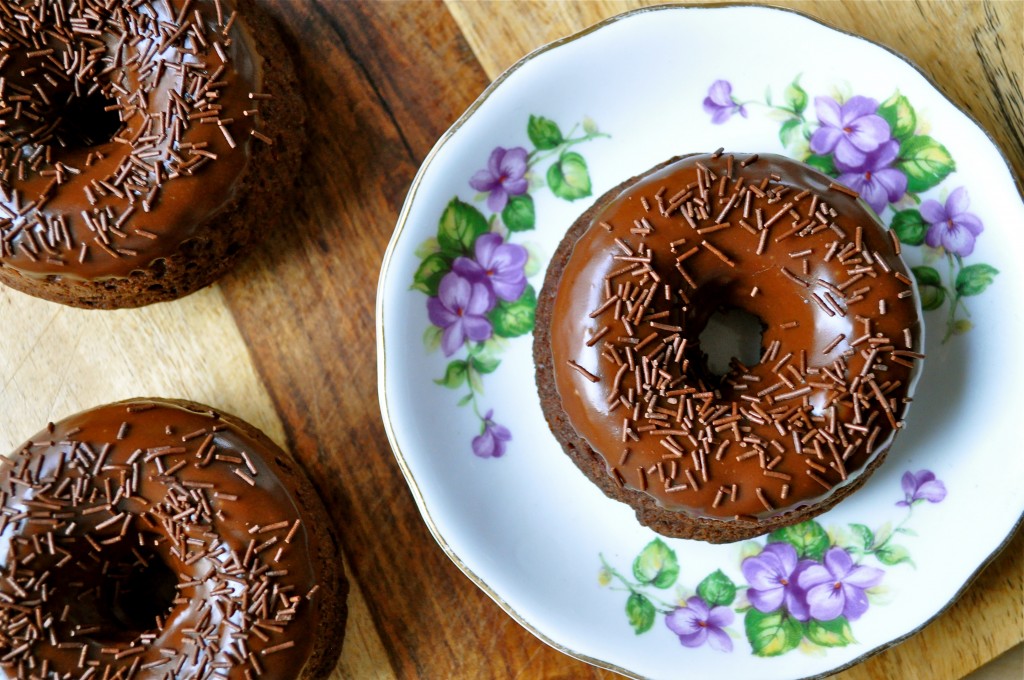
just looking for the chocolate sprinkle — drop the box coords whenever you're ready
[0,400,319,677]
[553,151,924,523]
[0,0,271,276]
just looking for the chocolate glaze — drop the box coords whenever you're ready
[0,399,324,678]
[549,153,923,521]
[0,0,263,281]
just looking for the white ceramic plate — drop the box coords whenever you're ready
[377,6,1024,678]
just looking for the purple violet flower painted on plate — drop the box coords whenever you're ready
[797,547,884,622]
[472,410,512,459]
[742,542,810,621]
[701,75,997,341]
[427,272,495,357]
[834,139,907,214]
[413,115,607,457]
[704,80,748,124]
[897,469,948,507]
[666,597,734,652]
[810,95,891,168]
[469,146,529,212]
[453,233,528,302]
[599,470,947,657]
[921,187,984,257]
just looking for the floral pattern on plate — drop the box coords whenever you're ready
[412,115,607,456]
[599,470,946,657]
[705,77,998,341]
[381,7,1024,679]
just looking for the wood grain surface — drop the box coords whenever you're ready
[1,1,1021,679]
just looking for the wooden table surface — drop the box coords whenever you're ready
[1,1,1021,678]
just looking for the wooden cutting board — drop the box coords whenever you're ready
[1,1,1020,678]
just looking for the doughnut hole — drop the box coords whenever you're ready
[106,546,178,636]
[54,91,123,149]
[45,535,178,644]
[698,307,766,378]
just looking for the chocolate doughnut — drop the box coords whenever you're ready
[535,152,924,543]
[0,398,345,678]
[0,0,304,308]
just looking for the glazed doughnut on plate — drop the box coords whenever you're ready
[0,398,345,678]
[535,151,924,543]
[0,0,304,308]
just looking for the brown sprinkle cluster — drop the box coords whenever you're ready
[0,0,267,265]
[570,153,923,517]
[0,406,314,678]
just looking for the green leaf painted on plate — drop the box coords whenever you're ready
[457,393,473,407]
[434,360,468,389]
[626,593,656,634]
[547,152,592,201]
[876,543,914,567]
[437,198,489,255]
[912,265,946,311]
[423,325,443,353]
[471,354,500,375]
[784,76,808,114]
[745,609,803,657]
[467,364,484,394]
[873,521,894,549]
[779,119,803,149]
[807,617,856,647]
[955,263,999,297]
[878,91,917,141]
[768,521,830,562]
[414,237,440,259]
[897,135,955,193]
[739,541,763,562]
[488,285,536,338]
[632,538,680,589]
[412,252,451,296]
[849,523,875,551]
[502,194,536,232]
[890,209,927,246]
[912,265,941,287]
[805,154,838,177]
[697,569,737,607]
[528,115,564,150]
[952,319,973,334]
